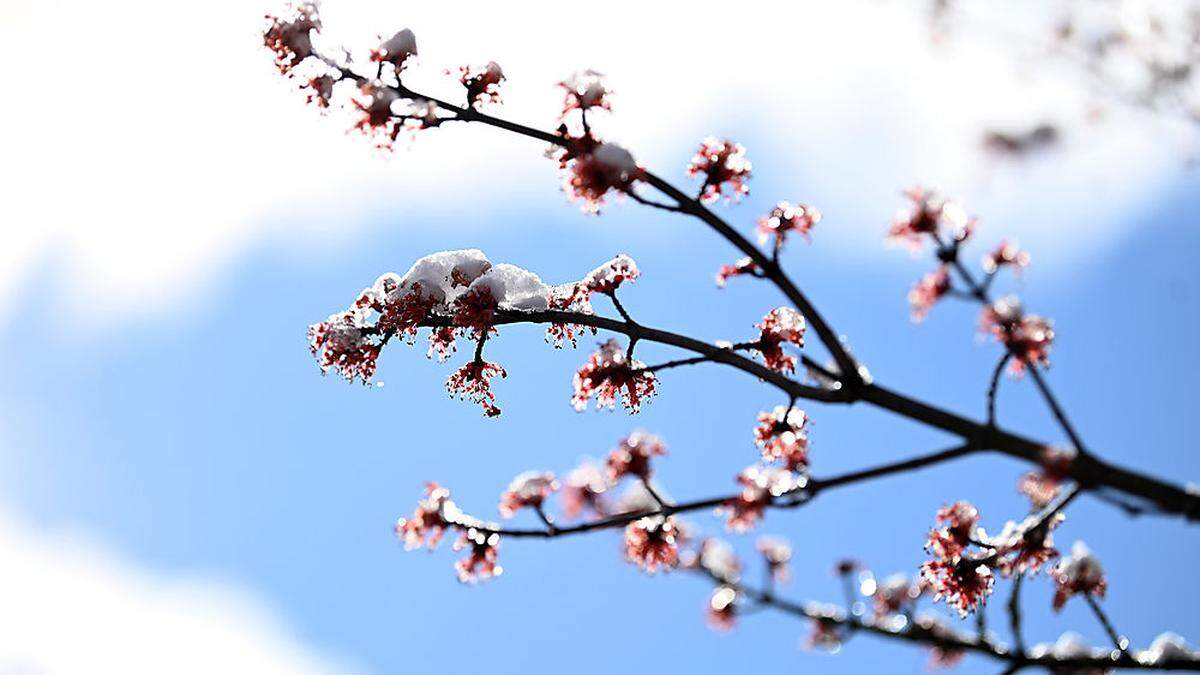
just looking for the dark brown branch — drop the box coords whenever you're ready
[690,566,1200,672]
[445,442,980,539]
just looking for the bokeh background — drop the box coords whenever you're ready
[1,1,1198,673]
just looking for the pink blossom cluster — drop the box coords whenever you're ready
[571,339,659,413]
[754,405,811,471]
[686,137,752,203]
[752,307,807,373]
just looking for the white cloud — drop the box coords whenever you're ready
[0,510,357,675]
[0,0,1191,324]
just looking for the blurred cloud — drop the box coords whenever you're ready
[0,0,1192,324]
[0,509,357,675]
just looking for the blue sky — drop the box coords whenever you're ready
[2,1,1199,672]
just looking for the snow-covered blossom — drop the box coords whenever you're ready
[308,308,381,383]
[921,556,995,617]
[982,240,1030,274]
[1051,542,1107,611]
[688,538,742,582]
[753,307,806,373]
[986,513,1064,576]
[686,137,751,203]
[558,69,612,117]
[715,257,759,288]
[560,459,611,519]
[624,515,681,573]
[909,266,950,322]
[561,142,642,214]
[263,3,320,74]
[394,482,454,550]
[754,406,810,471]
[912,615,967,670]
[1019,446,1076,508]
[571,339,658,412]
[757,202,821,250]
[980,296,1056,375]
[707,586,738,631]
[925,501,980,560]
[888,187,973,249]
[719,465,804,532]
[607,431,667,481]
[1029,632,1110,675]
[612,479,671,514]
[804,610,846,652]
[453,527,502,583]
[446,360,507,417]
[583,254,640,295]
[459,61,505,108]
[872,573,921,617]
[1138,633,1197,665]
[756,536,793,584]
[498,471,559,518]
[370,29,417,71]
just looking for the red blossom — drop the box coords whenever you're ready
[561,142,642,214]
[394,482,453,550]
[369,29,417,71]
[757,201,821,250]
[624,515,681,573]
[1018,446,1075,509]
[459,61,505,108]
[453,528,502,583]
[686,137,751,203]
[452,286,499,339]
[351,81,403,148]
[307,310,381,384]
[558,70,612,118]
[920,556,995,617]
[753,307,806,373]
[980,297,1055,375]
[707,586,738,631]
[498,471,559,518]
[983,239,1031,274]
[719,466,803,533]
[754,406,811,471]
[909,266,951,322]
[715,257,760,288]
[989,513,1064,576]
[925,500,980,560]
[304,74,335,108]
[427,326,457,362]
[446,360,507,417]
[888,187,974,249]
[607,431,667,481]
[571,339,659,413]
[263,3,320,74]
[560,459,611,519]
[1051,542,1107,611]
